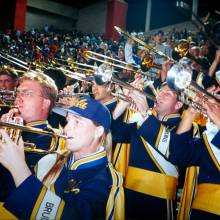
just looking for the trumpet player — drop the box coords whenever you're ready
[0,71,58,201]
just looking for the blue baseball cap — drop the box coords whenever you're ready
[53,96,111,133]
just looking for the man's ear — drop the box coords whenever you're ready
[175,101,183,111]
[43,98,51,110]
[95,126,105,139]
[109,83,115,92]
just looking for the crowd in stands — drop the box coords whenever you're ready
[0,24,217,68]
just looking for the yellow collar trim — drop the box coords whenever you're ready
[70,150,107,170]
[26,120,48,127]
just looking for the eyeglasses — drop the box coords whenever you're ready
[15,89,44,98]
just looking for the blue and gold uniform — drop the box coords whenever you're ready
[112,112,181,219]
[23,120,58,171]
[144,78,162,108]
[104,98,131,177]
[1,148,124,220]
[138,115,220,219]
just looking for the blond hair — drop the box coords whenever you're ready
[18,71,58,111]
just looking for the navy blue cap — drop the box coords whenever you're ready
[53,96,111,133]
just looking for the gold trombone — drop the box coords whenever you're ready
[55,57,97,75]
[0,52,95,84]
[114,26,210,70]
[0,120,67,154]
[94,64,156,103]
[114,26,172,61]
[83,50,157,80]
[0,52,38,74]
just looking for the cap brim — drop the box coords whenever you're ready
[52,106,68,117]
[52,107,82,118]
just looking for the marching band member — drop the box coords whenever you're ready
[0,72,58,201]
[3,72,59,169]
[112,83,184,219]
[137,89,220,219]
[92,77,129,174]
[0,68,17,91]
[0,95,124,220]
[144,59,174,107]
[0,68,18,116]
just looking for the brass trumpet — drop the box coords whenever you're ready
[0,120,67,154]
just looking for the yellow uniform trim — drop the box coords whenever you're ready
[125,166,178,200]
[163,114,181,122]
[50,183,55,193]
[192,183,220,215]
[0,203,18,220]
[56,200,65,219]
[203,133,220,172]
[177,166,198,220]
[141,136,165,173]
[30,186,47,220]
[26,120,48,127]
[112,143,130,177]
[155,125,163,148]
[106,164,125,220]
[71,151,106,170]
